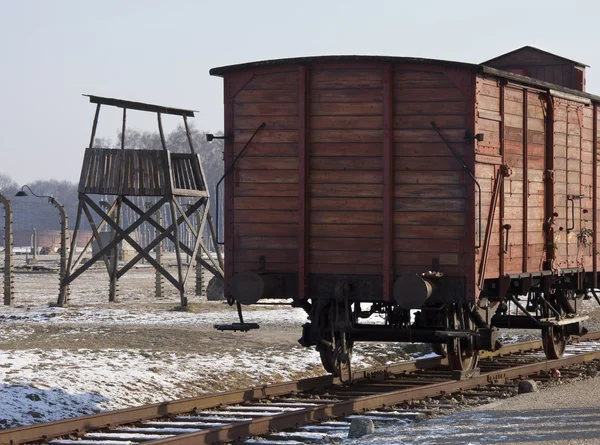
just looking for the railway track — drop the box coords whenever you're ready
[4,332,600,445]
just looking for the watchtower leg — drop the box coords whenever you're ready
[169,198,186,307]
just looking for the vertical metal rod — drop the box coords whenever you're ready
[88,103,101,148]
[0,195,13,305]
[206,211,224,271]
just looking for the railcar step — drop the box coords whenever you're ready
[214,323,260,332]
[434,330,474,339]
[539,315,588,326]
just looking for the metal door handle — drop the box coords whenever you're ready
[503,224,512,254]
[566,194,584,233]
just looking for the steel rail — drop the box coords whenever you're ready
[3,331,600,445]
[0,356,445,445]
[146,340,600,445]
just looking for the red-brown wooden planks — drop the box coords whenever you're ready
[391,68,470,278]
[308,68,385,272]
[232,70,300,274]
[219,59,600,299]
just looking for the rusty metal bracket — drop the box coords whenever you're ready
[477,166,509,291]
[213,122,266,245]
[430,121,482,248]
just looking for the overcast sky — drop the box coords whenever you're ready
[1,0,598,185]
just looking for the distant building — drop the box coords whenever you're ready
[8,230,93,250]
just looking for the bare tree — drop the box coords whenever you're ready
[0,172,18,196]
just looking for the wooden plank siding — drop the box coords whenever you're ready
[308,68,384,275]
[551,99,593,270]
[526,92,547,271]
[229,64,474,283]
[475,78,550,279]
[231,71,300,273]
[392,69,469,276]
[216,57,600,305]
[475,75,596,281]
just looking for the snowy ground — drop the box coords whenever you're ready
[1,255,598,437]
[0,258,410,429]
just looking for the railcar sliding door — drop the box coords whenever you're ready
[550,96,594,271]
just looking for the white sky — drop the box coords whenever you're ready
[1,0,598,185]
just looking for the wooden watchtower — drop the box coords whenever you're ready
[59,95,223,307]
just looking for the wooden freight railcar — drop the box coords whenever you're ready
[210,47,600,377]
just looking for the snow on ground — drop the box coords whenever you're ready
[0,346,335,428]
[0,304,311,328]
[2,259,592,432]
[0,265,412,429]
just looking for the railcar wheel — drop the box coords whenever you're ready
[542,325,566,360]
[318,335,353,381]
[447,338,479,371]
[541,291,567,360]
[318,339,336,374]
[332,336,353,383]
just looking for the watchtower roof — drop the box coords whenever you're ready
[84,95,198,117]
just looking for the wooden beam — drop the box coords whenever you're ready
[85,95,196,117]
[383,64,393,301]
[63,196,167,286]
[88,103,101,148]
[298,65,308,299]
[158,113,168,151]
[594,104,598,287]
[81,201,113,276]
[522,89,529,273]
[84,196,183,291]
[183,115,197,155]
[70,200,116,272]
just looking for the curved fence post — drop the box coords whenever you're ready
[0,194,13,305]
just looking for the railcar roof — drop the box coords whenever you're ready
[209,55,478,75]
[209,55,600,103]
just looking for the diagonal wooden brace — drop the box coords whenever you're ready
[63,196,168,286]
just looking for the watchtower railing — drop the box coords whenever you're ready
[78,148,207,197]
